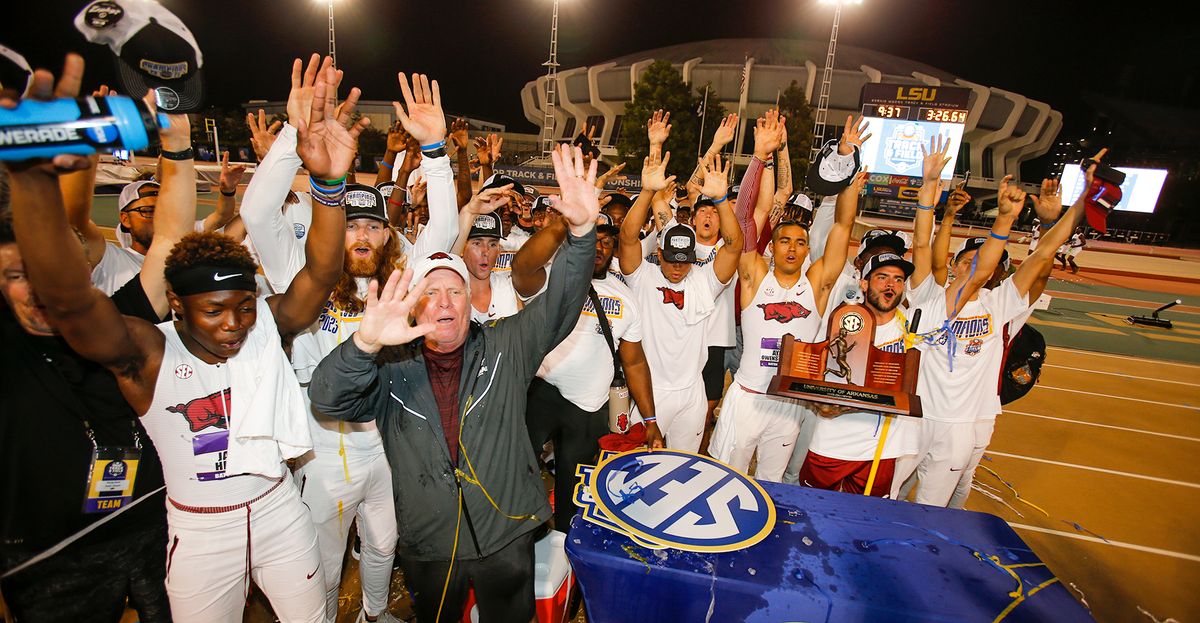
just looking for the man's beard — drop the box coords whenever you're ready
[866,287,902,313]
[346,245,383,277]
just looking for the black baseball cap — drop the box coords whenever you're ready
[75,0,206,113]
[860,229,908,257]
[468,213,504,239]
[481,173,524,196]
[863,252,914,278]
[531,196,552,214]
[955,237,1011,272]
[661,224,697,263]
[604,193,633,209]
[375,181,398,200]
[806,139,861,196]
[344,184,388,223]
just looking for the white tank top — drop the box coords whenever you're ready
[142,314,279,508]
[290,277,384,456]
[734,270,823,392]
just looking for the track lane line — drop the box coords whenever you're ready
[1007,523,1200,563]
[985,451,1200,489]
[1002,410,1200,443]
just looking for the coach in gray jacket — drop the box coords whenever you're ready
[309,146,601,623]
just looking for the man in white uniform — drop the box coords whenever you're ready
[617,150,742,451]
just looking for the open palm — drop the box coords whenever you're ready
[550,144,601,235]
[393,73,446,146]
[355,269,437,351]
[295,64,369,180]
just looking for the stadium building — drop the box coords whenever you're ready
[520,38,1062,188]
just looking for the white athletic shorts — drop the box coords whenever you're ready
[633,379,707,452]
[708,383,805,482]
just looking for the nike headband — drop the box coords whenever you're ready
[168,264,257,296]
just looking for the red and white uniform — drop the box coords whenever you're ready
[709,271,822,481]
[143,301,324,623]
[625,261,731,451]
[893,279,1029,506]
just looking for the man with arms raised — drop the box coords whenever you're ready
[308,145,601,623]
[618,149,742,451]
[708,115,870,481]
[10,59,365,622]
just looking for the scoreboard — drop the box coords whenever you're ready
[857,84,971,201]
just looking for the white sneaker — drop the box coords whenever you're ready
[354,609,405,623]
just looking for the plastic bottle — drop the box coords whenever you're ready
[0,96,169,161]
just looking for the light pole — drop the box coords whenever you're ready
[317,0,337,67]
[808,0,861,168]
[541,0,561,157]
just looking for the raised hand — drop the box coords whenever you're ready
[247,109,282,161]
[996,175,1025,219]
[1082,148,1108,187]
[288,54,330,128]
[753,108,786,158]
[1029,178,1063,222]
[385,121,411,153]
[294,61,371,181]
[465,184,514,215]
[473,136,492,166]
[710,113,738,152]
[3,53,92,172]
[847,169,870,195]
[838,114,872,156]
[488,134,503,163]
[448,117,470,152]
[549,144,601,237]
[595,161,627,190]
[699,153,731,199]
[409,175,428,206]
[946,188,971,215]
[218,151,247,193]
[352,269,437,353]
[921,134,953,183]
[640,151,675,193]
[647,109,672,147]
[393,73,446,147]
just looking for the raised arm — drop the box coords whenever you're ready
[450,184,512,255]
[448,118,473,207]
[57,154,106,268]
[686,113,737,191]
[808,116,871,313]
[511,211,566,298]
[268,59,369,336]
[700,154,743,283]
[620,151,675,275]
[932,188,968,286]
[1012,157,1101,300]
[202,151,244,232]
[474,134,501,184]
[739,156,775,288]
[394,73,458,254]
[745,109,786,244]
[139,112,197,319]
[912,135,952,286]
[946,175,1020,316]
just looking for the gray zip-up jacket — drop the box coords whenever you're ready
[308,229,595,561]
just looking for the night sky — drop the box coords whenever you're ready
[5,0,1196,139]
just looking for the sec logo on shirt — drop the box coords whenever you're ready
[590,449,776,552]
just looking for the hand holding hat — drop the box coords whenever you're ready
[838,114,871,156]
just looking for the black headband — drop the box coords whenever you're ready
[168,264,257,296]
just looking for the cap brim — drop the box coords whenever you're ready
[1085,204,1108,234]
[483,178,524,196]
[860,234,908,256]
[869,258,915,277]
[665,251,696,263]
[115,58,205,113]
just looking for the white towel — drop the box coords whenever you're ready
[225,297,313,477]
[681,266,718,326]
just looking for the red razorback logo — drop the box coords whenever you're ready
[657,287,685,310]
[759,301,812,323]
[165,388,231,432]
[427,252,452,261]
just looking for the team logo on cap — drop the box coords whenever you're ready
[139,59,189,80]
[883,123,925,174]
[84,1,124,28]
[668,235,690,248]
[427,252,452,261]
[574,449,776,552]
[154,87,181,111]
[345,189,377,208]
[841,312,865,334]
[473,215,497,228]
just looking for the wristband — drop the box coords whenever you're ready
[713,193,729,205]
[422,147,447,159]
[989,232,1009,241]
[378,160,392,169]
[313,174,347,187]
[420,140,446,151]
[642,417,657,423]
[916,204,936,211]
[309,179,346,194]
[160,147,194,161]
[1037,219,1057,229]
[220,189,237,197]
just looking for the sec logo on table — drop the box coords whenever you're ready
[590,449,776,552]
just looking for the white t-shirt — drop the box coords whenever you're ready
[915,279,1029,423]
[808,315,922,461]
[625,260,731,390]
[644,238,735,349]
[471,271,521,323]
[91,242,144,295]
[538,273,643,411]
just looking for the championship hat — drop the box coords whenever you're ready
[480,172,524,196]
[730,183,741,198]
[863,252,914,278]
[955,236,1011,272]
[859,228,909,257]
[410,251,470,288]
[596,213,614,227]
[343,184,388,224]
[531,196,552,214]
[786,193,814,213]
[805,139,861,196]
[467,213,504,239]
[522,185,540,199]
[375,181,399,201]
[74,0,206,113]
[661,223,697,263]
[603,193,633,210]
[0,44,33,93]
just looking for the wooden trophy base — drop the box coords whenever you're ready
[767,375,923,417]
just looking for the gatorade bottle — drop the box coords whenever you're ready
[0,96,169,161]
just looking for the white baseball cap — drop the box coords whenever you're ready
[410,251,470,290]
